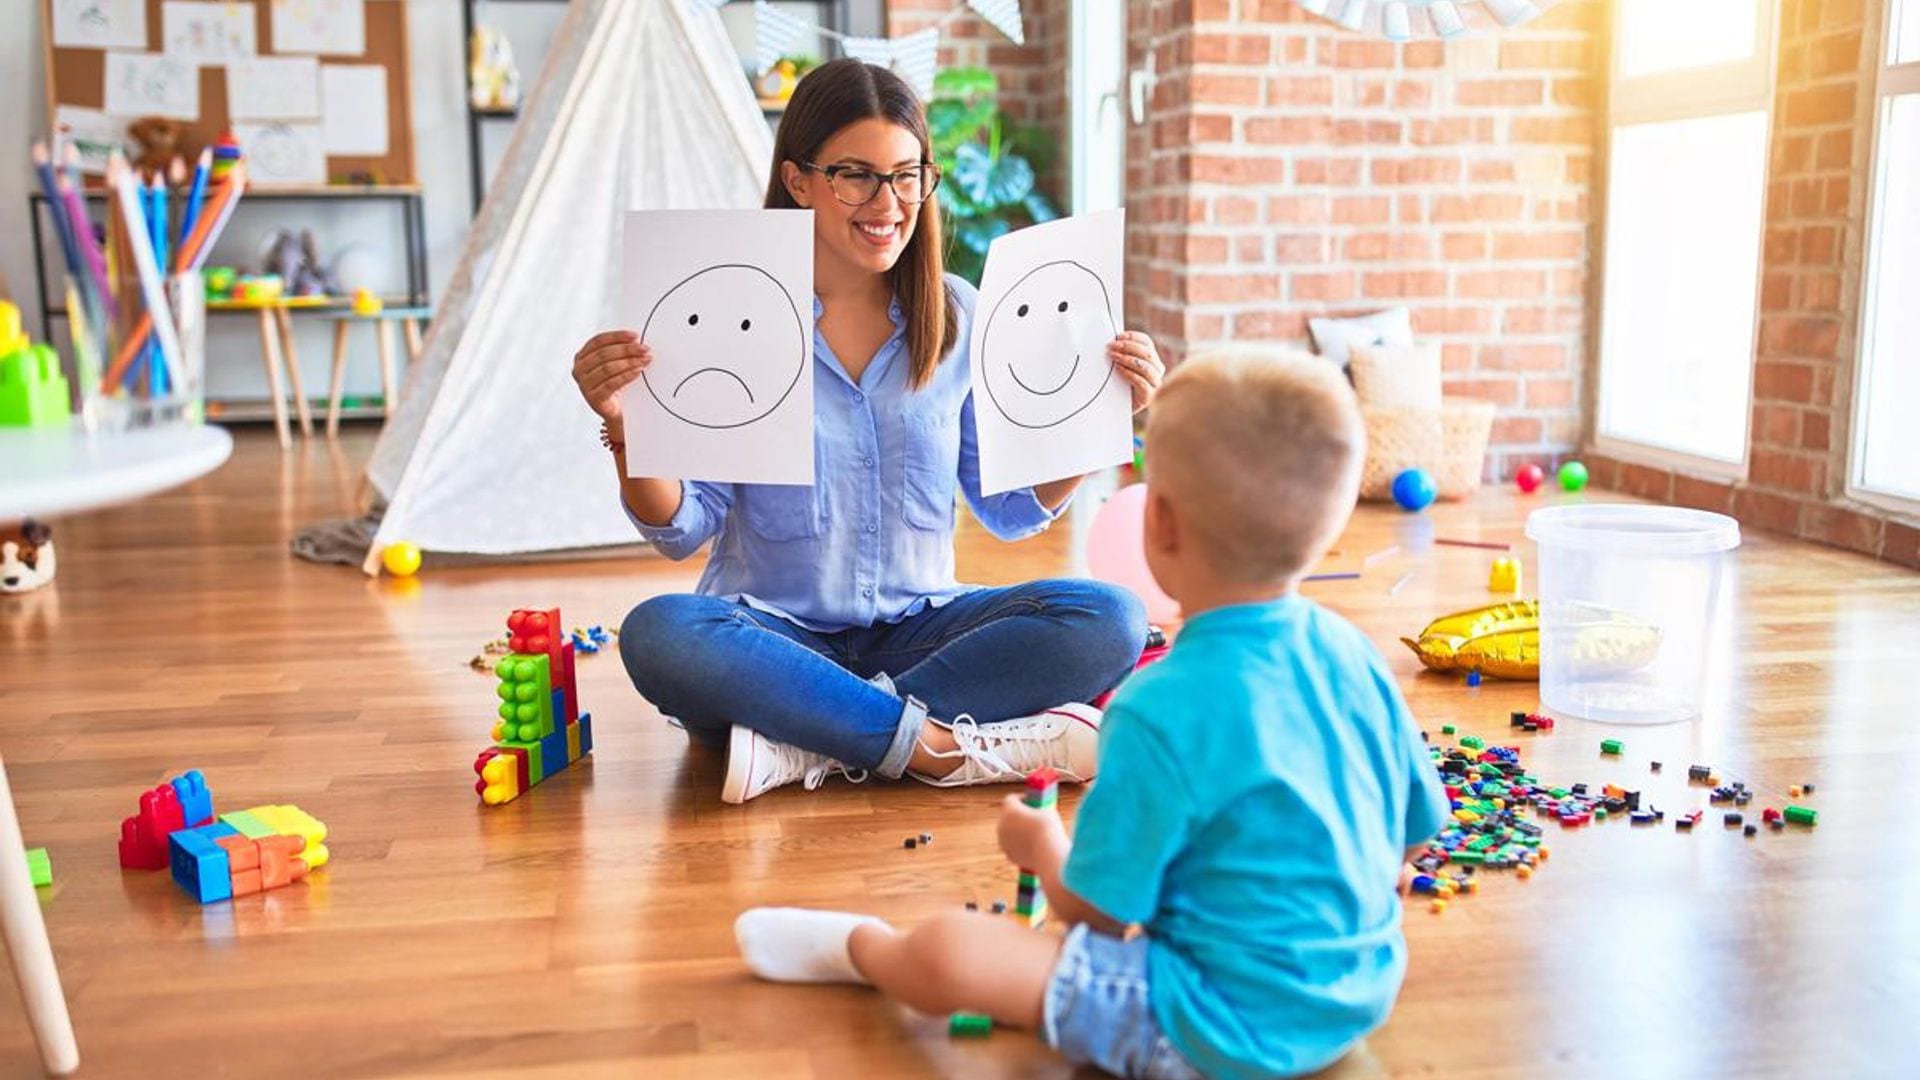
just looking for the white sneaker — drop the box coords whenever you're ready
[910,703,1103,788]
[721,724,864,804]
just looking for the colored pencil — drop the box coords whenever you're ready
[1304,571,1363,582]
[177,148,211,256]
[148,171,171,395]
[100,163,247,392]
[59,143,115,319]
[30,143,83,283]
[1389,571,1414,596]
[1434,538,1514,551]
[106,153,184,396]
[1363,544,1401,566]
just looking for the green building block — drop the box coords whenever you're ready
[499,738,546,785]
[1441,725,1457,735]
[494,654,554,742]
[1459,735,1485,750]
[949,1012,993,1037]
[1784,805,1817,825]
[25,847,51,887]
[1601,739,1624,755]
[218,810,276,839]
[0,345,71,427]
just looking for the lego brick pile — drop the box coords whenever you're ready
[117,769,330,904]
[473,608,594,805]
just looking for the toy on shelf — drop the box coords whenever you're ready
[1558,460,1589,492]
[1013,768,1059,927]
[26,847,52,888]
[1391,468,1436,512]
[0,301,72,427]
[474,607,594,805]
[209,131,243,181]
[118,769,215,870]
[1515,464,1545,493]
[470,24,523,111]
[1488,556,1522,594]
[755,56,818,105]
[351,287,385,317]
[169,805,329,904]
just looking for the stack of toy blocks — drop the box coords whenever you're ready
[473,607,594,805]
[1015,768,1059,927]
[118,770,216,870]
[170,806,331,904]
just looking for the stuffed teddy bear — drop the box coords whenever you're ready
[127,117,187,175]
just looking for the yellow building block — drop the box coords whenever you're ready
[1489,556,1522,594]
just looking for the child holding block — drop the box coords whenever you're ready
[736,351,1449,1078]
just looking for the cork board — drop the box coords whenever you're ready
[43,0,415,186]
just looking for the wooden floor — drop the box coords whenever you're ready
[4,426,1919,1079]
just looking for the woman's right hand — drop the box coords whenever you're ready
[572,330,652,425]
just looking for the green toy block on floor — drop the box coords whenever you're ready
[0,344,71,427]
[26,847,51,887]
[494,653,555,743]
[219,810,276,839]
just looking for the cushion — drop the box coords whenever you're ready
[1348,342,1443,410]
[1308,307,1414,369]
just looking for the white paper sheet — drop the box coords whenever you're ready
[232,121,328,185]
[270,0,366,56]
[320,64,388,155]
[618,210,815,485]
[103,51,200,120]
[54,106,129,175]
[162,1,257,64]
[969,209,1133,496]
[226,56,321,120]
[52,0,147,50]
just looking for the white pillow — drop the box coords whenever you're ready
[1349,342,1444,410]
[1308,307,1414,369]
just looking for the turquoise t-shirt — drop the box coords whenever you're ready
[1062,597,1449,1080]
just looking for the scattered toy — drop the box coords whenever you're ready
[25,847,51,888]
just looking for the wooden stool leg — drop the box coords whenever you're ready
[0,755,81,1076]
[276,308,314,438]
[327,321,351,438]
[257,309,291,450]
[376,320,398,420]
[403,317,423,364]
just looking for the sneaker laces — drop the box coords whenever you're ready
[765,738,867,791]
[942,712,1066,779]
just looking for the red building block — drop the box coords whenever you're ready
[119,785,186,870]
[507,608,565,668]
[558,640,579,725]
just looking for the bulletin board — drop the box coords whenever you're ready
[42,0,416,186]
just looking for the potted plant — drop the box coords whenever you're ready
[928,67,1058,285]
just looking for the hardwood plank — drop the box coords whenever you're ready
[1,427,1916,1077]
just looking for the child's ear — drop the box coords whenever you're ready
[779,160,812,208]
[1143,487,1177,555]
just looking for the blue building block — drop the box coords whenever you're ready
[169,769,215,827]
[540,729,570,780]
[578,713,593,755]
[552,688,568,727]
[169,822,239,903]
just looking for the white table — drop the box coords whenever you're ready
[0,423,234,521]
[0,420,230,1077]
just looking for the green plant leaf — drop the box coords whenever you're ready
[1024,192,1060,223]
[933,66,998,102]
[951,142,1034,210]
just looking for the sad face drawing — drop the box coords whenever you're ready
[979,261,1116,430]
[641,264,808,430]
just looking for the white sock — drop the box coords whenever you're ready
[734,907,886,984]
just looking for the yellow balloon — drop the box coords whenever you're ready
[381,542,422,577]
[1400,599,1661,681]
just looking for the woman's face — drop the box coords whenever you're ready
[784,117,926,277]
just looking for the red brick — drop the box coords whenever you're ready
[1269,195,1333,224]
[1456,78,1546,107]
[1470,160,1517,183]
[1511,117,1594,144]
[1214,195,1261,225]
[1433,194,1527,223]
[1553,78,1597,109]
[1245,116,1332,145]
[1503,306,1583,334]
[1332,196,1392,224]
[1760,271,1795,312]
[1733,489,1805,535]
[1753,404,1800,447]
[1800,411,1832,452]
[1192,73,1265,107]
[1331,40,1395,68]
[1291,271,1358,302]
[1672,474,1736,514]
[1443,377,1521,407]
[1803,505,1884,556]
[1885,523,1920,569]
[1191,114,1235,143]
[1273,234,1330,263]
[1492,231,1585,259]
[1618,464,1675,502]
[1412,307,1497,335]
[1370,157,1464,185]
[1815,130,1853,169]
[1497,39,1592,70]
[1441,343,1474,372]
[1189,273,1283,304]
[1492,416,1545,444]
[1183,235,1231,264]
[1403,41,1446,68]
[1478,343,1567,371]
[1231,310,1310,339]
[1800,225,1838,265]
[1293,157,1362,185]
[1784,83,1855,126]
[1395,80,1434,108]
[1269,75,1334,105]
[1758,316,1841,361]
[1411,118,1483,145]
[1443,232,1489,260]
[1193,32,1274,66]
[1750,449,1823,495]
[1457,270,1548,299]
[1191,155,1290,184]
[1235,235,1267,263]
[1525,378,1576,408]
[1361,270,1449,298]
[1346,233,1435,261]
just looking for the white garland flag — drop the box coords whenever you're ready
[754,0,813,75]
[966,0,1025,45]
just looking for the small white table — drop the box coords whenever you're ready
[0,423,234,521]
[0,419,230,1077]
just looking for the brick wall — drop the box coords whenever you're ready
[1588,0,1919,568]
[1124,0,1603,478]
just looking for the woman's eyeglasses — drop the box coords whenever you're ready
[800,161,943,206]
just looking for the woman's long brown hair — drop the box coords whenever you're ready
[765,59,958,390]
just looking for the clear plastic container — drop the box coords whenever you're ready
[1525,504,1740,724]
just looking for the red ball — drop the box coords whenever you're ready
[1515,464,1545,493]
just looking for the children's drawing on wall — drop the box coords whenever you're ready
[969,209,1133,495]
[52,0,147,50]
[104,52,201,122]
[162,1,259,65]
[271,0,367,57]
[618,210,816,485]
[232,121,327,185]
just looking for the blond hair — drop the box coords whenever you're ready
[1144,348,1365,585]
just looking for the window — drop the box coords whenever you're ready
[1069,0,1125,214]
[1595,0,1779,473]
[1850,0,1920,505]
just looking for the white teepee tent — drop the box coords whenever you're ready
[341,0,772,573]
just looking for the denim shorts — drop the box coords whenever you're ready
[1043,925,1204,1080]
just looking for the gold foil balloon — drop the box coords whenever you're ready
[1402,599,1661,681]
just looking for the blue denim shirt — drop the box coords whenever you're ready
[627,274,1066,632]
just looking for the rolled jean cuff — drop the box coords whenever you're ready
[876,686,927,780]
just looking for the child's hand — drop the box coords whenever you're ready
[1107,331,1165,415]
[998,793,1069,873]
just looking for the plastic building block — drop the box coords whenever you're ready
[578,713,594,755]
[1488,556,1521,594]
[540,729,570,782]
[246,805,329,869]
[566,723,582,763]
[507,608,565,666]
[1788,784,1803,798]
[1600,739,1623,755]
[1688,764,1712,782]
[1459,735,1485,750]
[949,1012,993,1037]
[494,654,555,743]
[559,641,579,725]
[120,784,187,870]
[1015,769,1059,928]
[1441,725,1457,735]
[170,825,236,903]
[1465,669,1482,688]
[475,748,524,806]
[1723,812,1743,826]
[1784,805,1817,825]
[219,809,275,840]
[170,770,215,827]
[25,847,51,887]
[0,343,72,427]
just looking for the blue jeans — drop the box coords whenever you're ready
[619,580,1147,778]
[1045,925,1204,1080]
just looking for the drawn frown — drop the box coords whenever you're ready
[640,264,807,429]
[979,261,1116,430]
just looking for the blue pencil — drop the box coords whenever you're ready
[146,173,169,396]
[178,148,211,252]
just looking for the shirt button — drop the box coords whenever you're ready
[863,457,875,468]
[866,522,879,534]
[862,586,874,598]
[853,391,865,403]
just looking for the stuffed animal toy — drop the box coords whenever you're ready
[127,117,186,175]
[1,520,55,593]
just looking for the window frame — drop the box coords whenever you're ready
[1593,0,1782,479]
[1845,0,1920,514]
[1068,0,1127,215]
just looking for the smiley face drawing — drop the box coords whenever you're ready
[979,261,1117,430]
[640,264,807,430]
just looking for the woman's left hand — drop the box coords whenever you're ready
[1108,331,1165,415]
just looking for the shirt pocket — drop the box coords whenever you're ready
[901,407,959,532]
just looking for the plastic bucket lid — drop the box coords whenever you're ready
[1525,504,1740,556]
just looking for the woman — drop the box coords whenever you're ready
[572,60,1165,803]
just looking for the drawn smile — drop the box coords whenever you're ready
[673,367,755,402]
[1009,353,1079,397]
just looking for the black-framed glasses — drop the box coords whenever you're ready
[800,161,942,206]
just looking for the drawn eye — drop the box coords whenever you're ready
[1057,301,1069,313]
[1017,304,1029,317]
[687,313,699,326]
[740,319,752,331]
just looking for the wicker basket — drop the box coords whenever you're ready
[1359,398,1496,501]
